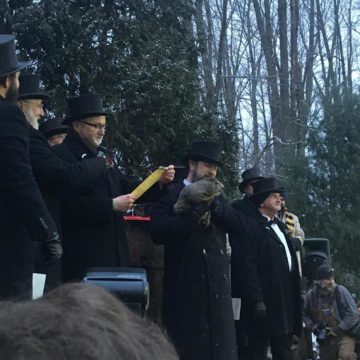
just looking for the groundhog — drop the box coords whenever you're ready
[174,177,224,227]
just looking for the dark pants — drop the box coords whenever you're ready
[247,333,293,360]
[235,317,248,358]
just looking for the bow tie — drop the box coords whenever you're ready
[268,219,277,226]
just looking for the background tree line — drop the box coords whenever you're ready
[2,0,360,287]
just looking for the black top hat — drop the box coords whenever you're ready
[249,177,283,208]
[183,140,222,166]
[0,35,29,77]
[63,93,108,124]
[278,186,287,200]
[316,264,335,280]
[39,117,70,138]
[239,167,264,193]
[18,73,50,100]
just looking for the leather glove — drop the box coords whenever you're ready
[254,301,267,320]
[43,232,63,265]
[210,198,224,215]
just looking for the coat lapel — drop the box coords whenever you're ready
[257,215,284,246]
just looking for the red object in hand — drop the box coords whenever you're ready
[123,216,151,222]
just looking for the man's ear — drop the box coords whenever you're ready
[188,160,196,171]
[4,75,11,89]
[72,120,81,133]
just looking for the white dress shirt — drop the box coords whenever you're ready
[263,215,292,271]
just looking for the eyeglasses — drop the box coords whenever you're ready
[81,121,107,131]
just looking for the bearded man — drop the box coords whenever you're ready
[0,35,61,299]
[150,140,246,360]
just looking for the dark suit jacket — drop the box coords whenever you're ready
[29,126,106,289]
[0,96,57,299]
[231,212,302,337]
[53,131,165,281]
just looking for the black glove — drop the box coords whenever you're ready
[210,197,224,216]
[254,301,267,320]
[177,203,210,228]
[43,232,63,265]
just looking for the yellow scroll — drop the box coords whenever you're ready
[131,166,167,200]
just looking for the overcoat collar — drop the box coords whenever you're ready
[62,130,97,159]
[256,212,285,246]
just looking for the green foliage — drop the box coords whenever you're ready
[8,0,239,191]
[306,91,360,273]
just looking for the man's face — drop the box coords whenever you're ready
[73,116,106,151]
[189,160,218,181]
[19,99,45,128]
[48,133,67,147]
[5,72,20,102]
[243,183,254,196]
[320,277,335,290]
[261,193,282,213]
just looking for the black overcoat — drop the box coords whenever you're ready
[29,127,106,289]
[231,213,302,337]
[232,196,258,217]
[150,182,246,360]
[53,132,164,281]
[0,97,57,299]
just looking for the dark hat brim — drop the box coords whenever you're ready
[18,92,51,101]
[62,111,108,125]
[0,61,30,77]
[45,127,70,138]
[250,187,283,199]
[182,153,222,166]
[239,176,264,193]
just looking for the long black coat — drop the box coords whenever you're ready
[231,213,302,337]
[0,97,58,299]
[232,196,258,217]
[53,131,164,281]
[29,127,106,289]
[150,182,246,360]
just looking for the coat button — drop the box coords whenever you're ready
[203,249,207,255]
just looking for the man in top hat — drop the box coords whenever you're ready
[303,264,358,360]
[231,177,302,360]
[53,93,175,282]
[0,35,62,299]
[233,167,264,217]
[150,140,246,360]
[17,74,110,291]
[40,117,69,146]
[231,167,264,358]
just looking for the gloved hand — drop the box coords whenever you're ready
[210,197,224,215]
[325,326,341,337]
[254,301,267,320]
[177,203,210,228]
[43,232,63,265]
[97,148,114,169]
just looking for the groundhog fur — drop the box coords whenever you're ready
[174,177,224,214]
